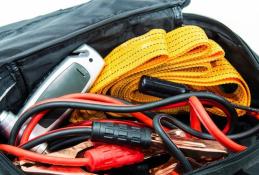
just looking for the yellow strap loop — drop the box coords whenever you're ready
[88,25,250,117]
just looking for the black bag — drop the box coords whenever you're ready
[1,0,259,174]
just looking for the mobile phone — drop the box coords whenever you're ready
[0,44,104,152]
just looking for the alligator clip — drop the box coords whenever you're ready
[150,129,228,160]
[150,157,205,175]
[19,163,95,175]
[16,140,94,175]
[150,158,179,175]
[46,140,94,158]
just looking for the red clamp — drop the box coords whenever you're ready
[85,144,144,172]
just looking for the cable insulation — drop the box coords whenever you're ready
[188,96,246,152]
[0,144,89,166]
[9,92,237,145]
[153,115,193,172]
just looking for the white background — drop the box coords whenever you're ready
[0,0,258,53]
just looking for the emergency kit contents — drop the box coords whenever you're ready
[89,26,250,116]
[0,44,104,153]
[0,1,259,174]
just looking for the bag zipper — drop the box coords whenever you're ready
[2,0,187,64]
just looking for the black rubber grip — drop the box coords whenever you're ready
[91,122,151,148]
[139,75,190,98]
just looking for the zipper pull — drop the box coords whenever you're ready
[172,5,183,27]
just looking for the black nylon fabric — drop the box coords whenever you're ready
[183,14,259,107]
[0,64,26,113]
[0,153,25,175]
[0,0,188,112]
[0,1,259,175]
[0,0,258,113]
[0,0,189,65]
[187,142,259,175]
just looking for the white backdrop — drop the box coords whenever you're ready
[0,0,258,53]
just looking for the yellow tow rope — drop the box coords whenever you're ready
[72,25,251,122]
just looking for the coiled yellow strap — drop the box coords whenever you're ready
[77,25,250,121]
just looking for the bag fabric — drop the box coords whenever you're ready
[0,0,259,174]
[0,0,189,113]
[0,153,25,175]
